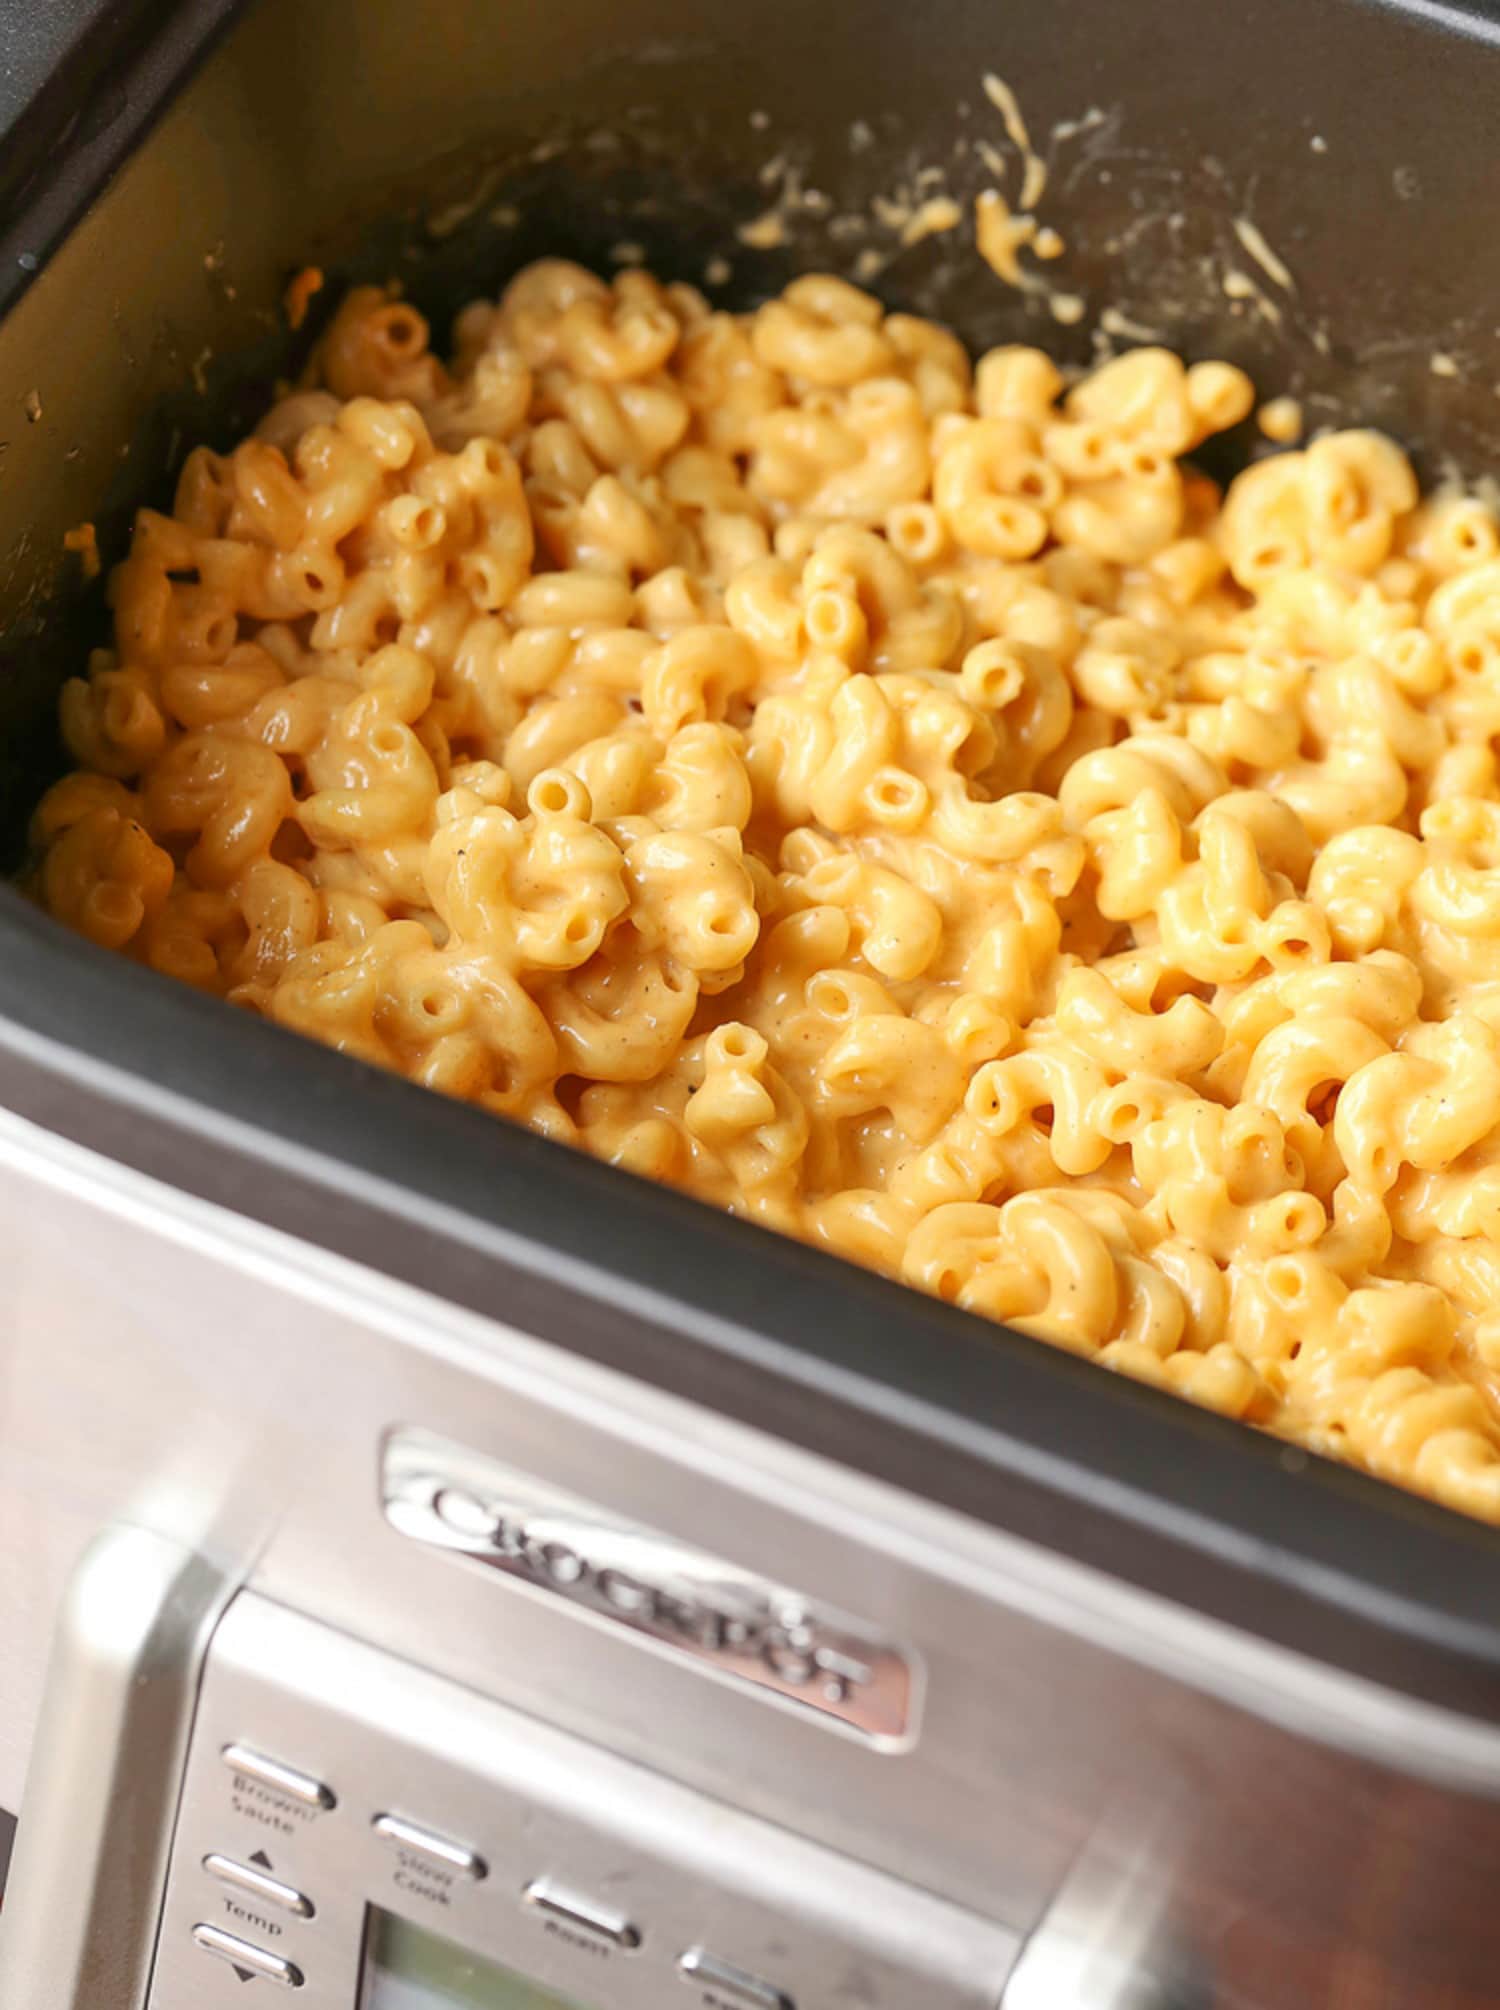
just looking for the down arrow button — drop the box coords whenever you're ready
[191,1921,304,1987]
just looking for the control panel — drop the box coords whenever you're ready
[147,1593,1017,2007]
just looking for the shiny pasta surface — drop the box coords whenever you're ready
[32,262,1500,1521]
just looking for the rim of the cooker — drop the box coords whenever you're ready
[7,0,1500,1732]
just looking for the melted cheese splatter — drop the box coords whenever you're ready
[975,189,1036,286]
[982,72,1048,210]
[899,196,963,247]
[1100,306,1160,344]
[62,522,100,580]
[1232,218,1294,292]
[738,210,788,250]
[1257,396,1304,444]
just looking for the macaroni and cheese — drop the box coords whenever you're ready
[32,261,1500,1521]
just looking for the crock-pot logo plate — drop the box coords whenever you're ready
[380,1427,917,1742]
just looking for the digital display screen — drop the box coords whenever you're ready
[362,1908,601,2010]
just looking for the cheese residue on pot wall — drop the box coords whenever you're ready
[980,71,1048,210]
[972,73,1085,327]
[879,194,963,248]
[1257,395,1304,443]
[1232,217,1294,292]
[975,190,1084,324]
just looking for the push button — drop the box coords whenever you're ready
[372,1813,486,1880]
[192,1922,304,1986]
[204,1853,315,1917]
[678,1949,794,2008]
[523,1876,642,1949]
[221,1744,336,1812]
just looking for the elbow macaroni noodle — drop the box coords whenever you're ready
[32,260,1500,1521]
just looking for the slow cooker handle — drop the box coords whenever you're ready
[0,1525,230,2010]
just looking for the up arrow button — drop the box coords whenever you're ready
[204,1855,315,1919]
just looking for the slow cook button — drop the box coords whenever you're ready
[221,1744,336,1813]
[522,1877,642,1950]
[678,1949,794,2010]
[373,1813,487,1880]
[192,1922,304,1987]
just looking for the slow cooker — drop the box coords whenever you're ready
[4,2,1500,2004]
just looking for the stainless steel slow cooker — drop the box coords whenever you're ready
[4,2,1500,2004]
